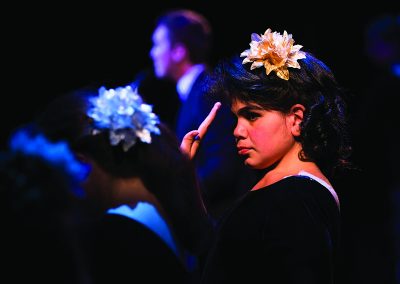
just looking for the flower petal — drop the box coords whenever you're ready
[240,28,306,80]
[87,85,160,152]
[276,68,289,80]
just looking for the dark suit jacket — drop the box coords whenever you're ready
[131,68,181,131]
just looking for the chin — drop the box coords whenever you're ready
[244,158,270,170]
[154,68,165,78]
[244,159,258,169]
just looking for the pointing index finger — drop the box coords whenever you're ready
[197,102,221,138]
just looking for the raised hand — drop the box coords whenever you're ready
[180,102,221,159]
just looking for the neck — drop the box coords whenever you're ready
[111,177,160,209]
[252,144,330,190]
[173,61,194,82]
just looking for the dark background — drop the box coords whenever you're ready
[3,3,396,145]
[3,2,399,283]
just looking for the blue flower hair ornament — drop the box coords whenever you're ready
[87,85,161,152]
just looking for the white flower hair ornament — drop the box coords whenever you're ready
[87,85,161,152]
[240,28,306,80]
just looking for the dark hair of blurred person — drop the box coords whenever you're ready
[35,85,214,283]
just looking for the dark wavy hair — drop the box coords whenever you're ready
[207,52,352,176]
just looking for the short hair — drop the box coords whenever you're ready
[156,9,212,64]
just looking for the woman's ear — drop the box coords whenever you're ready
[288,104,305,137]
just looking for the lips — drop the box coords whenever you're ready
[237,146,251,155]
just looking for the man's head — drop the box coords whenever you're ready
[150,9,212,81]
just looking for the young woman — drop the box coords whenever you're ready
[182,28,352,283]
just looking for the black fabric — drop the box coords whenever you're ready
[89,213,190,284]
[201,175,340,284]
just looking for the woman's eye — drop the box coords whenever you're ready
[244,112,260,121]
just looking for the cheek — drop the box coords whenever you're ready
[155,51,172,74]
[81,164,108,203]
[250,123,285,149]
[156,44,169,60]
[252,125,293,158]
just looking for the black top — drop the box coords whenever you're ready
[89,213,191,284]
[201,175,340,284]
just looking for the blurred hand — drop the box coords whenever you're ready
[180,102,221,159]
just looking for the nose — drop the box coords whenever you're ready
[233,121,247,142]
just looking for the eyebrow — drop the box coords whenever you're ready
[235,105,264,116]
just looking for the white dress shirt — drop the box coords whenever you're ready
[176,64,205,102]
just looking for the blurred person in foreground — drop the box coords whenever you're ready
[0,128,91,284]
[35,85,213,283]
